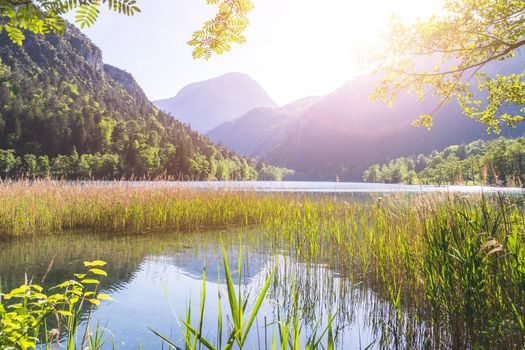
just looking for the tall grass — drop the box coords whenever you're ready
[151,248,337,350]
[0,181,524,348]
[262,194,525,348]
[0,181,288,236]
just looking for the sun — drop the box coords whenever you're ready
[245,0,442,104]
[326,0,439,44]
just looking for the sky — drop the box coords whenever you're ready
[72,0,441,105]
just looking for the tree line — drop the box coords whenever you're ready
[363,137,525,187]
[0,148,292,180]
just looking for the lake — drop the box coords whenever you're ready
[79,180,524,193]
[1,183,523,349]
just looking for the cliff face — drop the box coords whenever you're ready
[65,25,104,73]
[104,64,148,102]
[0,24,104,82]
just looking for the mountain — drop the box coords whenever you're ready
[207,96,320,157]
[208,58,525,181]
[154,73,277,133]
[0,25,286,181]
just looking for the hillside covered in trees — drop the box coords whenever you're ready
[363,138,525,186]
[0,25,290,180]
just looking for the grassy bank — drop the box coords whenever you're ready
[0,181,524,348]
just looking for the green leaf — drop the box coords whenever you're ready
[412,115,433,131]
[97,293,113,301]
[5,26,25,45]
[87,298,100,306]
[148,327,184,350]
[222,246,240,330]
[241,264,277,346]
[89,268,107,276]
[84,260,107,267]
[81,279,100,284]
[180,319,217,350]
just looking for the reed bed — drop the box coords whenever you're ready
[262,194,525,348]
[0,181,291,236]
[1,181,524,348]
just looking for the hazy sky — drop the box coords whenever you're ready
[72,0,440,105]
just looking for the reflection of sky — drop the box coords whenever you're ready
[2,230,414,349]
[85,180,524,194]
[82,254,381,349]
[152,245,264,284]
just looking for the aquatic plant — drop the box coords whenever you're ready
[150,248,337,350]
[262,194,525,348]
[0,181,293,237]
[0,260,112,350]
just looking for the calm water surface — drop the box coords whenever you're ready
[0,230,393,349]
[79,180,523,194]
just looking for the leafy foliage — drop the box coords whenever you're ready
[372,0,525,132]
[189,0,254,60]
[0,0,252,59]
[0,0,140,45]
[0,260,111,349]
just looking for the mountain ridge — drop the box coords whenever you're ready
[206,58,525,181]
[154,72,277,133]
[207,96,321,157]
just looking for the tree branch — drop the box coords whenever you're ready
[394,38,525,77]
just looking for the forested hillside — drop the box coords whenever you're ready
[0,25,288,180]
[363,138,525,186]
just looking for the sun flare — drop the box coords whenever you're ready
[242,0,442,103]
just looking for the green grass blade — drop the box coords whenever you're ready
[216,265,223,349]
[241,264,278,346]
[148,327,184,350]
[237,245,243,337]
[180,319,217,350]
[195,264,207,350]
[221,246,240,330]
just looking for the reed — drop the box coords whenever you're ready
[151,248,336,350]
[262,194,525,348]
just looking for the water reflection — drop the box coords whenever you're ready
[0,230,428,349]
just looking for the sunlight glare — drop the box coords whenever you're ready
[247,0,442,103]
